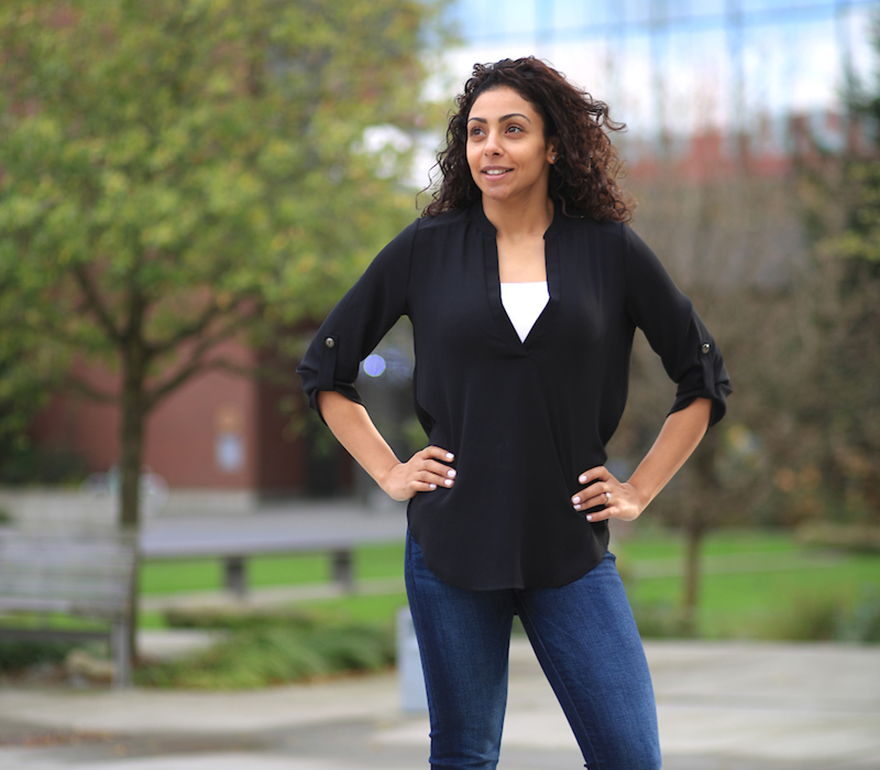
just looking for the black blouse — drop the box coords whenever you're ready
[298,202,731,590]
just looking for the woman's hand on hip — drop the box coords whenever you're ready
[380,446,456,502]
[571,466,644,523]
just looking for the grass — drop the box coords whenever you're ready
[615,528,880,639]
[140,541,405,594]
[138,528,880,642]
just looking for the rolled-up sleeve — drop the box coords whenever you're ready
[296,220,417,417]
[623,226,732,428]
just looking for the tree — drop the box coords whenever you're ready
[792,87,880,529]
[0,0,449,659]
[617,157,810,634]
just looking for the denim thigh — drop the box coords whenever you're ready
[405,534,661,770]
[405,534,514,770]
[515,552,662,770]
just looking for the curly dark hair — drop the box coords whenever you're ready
[423,57,633,223]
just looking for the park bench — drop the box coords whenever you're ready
[139,507,406,599]
[0,527,137,687]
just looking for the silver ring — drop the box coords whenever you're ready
[605,492,611,504]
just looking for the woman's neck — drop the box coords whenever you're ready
[482,195,554,241]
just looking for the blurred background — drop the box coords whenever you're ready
[0,0,878,687]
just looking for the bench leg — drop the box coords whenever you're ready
[331,550,354,593]
[224,556,247,598]
[112,621,131,688]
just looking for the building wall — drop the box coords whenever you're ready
[31,340,310,493]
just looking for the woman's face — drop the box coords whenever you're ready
[466,86,557,207]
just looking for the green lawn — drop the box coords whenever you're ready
[139,530,880,641]
[141,541,406,595]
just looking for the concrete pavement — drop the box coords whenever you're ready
[1,636,878,769]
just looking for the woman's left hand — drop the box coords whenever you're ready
[571,466,644,523]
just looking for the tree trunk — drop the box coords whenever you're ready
[681,509,705,637]
[118,337,147,664]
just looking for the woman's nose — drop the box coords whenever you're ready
[484,131,502,155]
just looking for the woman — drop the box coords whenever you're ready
[298,57,731,770]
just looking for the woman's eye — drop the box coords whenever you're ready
[506,125,523,133]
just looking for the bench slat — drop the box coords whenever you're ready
[0,531,136,621]
[0,597,128,618]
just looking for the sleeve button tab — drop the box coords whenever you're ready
[325,337,336,349]
[701,342,711,354]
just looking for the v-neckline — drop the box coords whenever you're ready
[478,204,562,349]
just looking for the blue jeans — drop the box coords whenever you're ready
[405,533,661,770]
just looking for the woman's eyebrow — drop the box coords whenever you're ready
[467,113,532,124]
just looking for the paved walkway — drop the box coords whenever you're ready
[1,636,878,769]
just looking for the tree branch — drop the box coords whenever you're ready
[0,304,98,350]
[72,264,121,342]
[144,307,263,409]
[65,375,119,404]
[147,298,235,357]
[146,356,281,411]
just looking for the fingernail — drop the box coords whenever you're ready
[429,483,437,490]
[447,469,456,478]
[574,504,581,511]
[579,475,587,484]
[444,479,453,486]
[572,496,580,504]
[446,453,454,460]
[586,514,592,521]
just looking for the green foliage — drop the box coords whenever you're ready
[0,639,76,673]
[0,0,450,528]
[139,608,395,689]
[785,21,880,526]
[837,586,880,643]
[0,443,90,485]
[0,0,446,361]
[797,523,880,553]
[163,605,332,631]
[830,160,880,264]
[630,601,692,639]
[759,594,843,642]
[749,586,880,644]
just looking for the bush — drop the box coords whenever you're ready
[631,602,693,639]
[0,444,89,486]
[760,595,842,642]
[837,586,880,643]
[754,587,880,644]
[797,523,880,553]
[137,608,396,689]
[163,606,323,632]
[0,639,77,673]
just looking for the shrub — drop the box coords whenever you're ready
[0,639,76,673]
[631,601,693,639]
[137,608,396,689]
[761,594,843,642]
[837,586,880,643]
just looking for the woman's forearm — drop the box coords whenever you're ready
[316,390,456,501]
[627,397,712,510]
[316,391,402,491]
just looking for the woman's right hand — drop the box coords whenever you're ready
[381,446,456,501]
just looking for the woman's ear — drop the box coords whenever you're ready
[547,138,560,164]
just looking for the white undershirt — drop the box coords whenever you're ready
[500,281,550,342]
